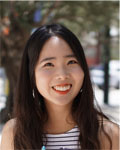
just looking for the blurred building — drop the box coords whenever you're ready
[81,26,119,67]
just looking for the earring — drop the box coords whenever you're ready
[80,88,83,93]
[32,89,35,98]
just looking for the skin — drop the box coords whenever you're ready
[35,36,84,106]
[0,36,119,150]
[35,36,84,133]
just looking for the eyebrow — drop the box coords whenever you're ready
[40,54,75,63]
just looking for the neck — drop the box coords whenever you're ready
[44,102,76,134]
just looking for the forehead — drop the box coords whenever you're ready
[39,36,74,59]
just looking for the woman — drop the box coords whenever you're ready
[1,23,119,150]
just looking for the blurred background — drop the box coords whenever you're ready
[0,0,119,141]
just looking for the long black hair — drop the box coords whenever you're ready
[13,23,112,149]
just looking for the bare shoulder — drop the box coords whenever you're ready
[99,118,120,150]
[103,119,119,136]
[2,118,16,131]
[0,118,16,150]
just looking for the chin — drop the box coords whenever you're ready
[53,99,73,106]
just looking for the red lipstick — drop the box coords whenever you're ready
[55,83,70,86]
[53,88,71,95]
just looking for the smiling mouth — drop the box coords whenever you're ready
[52,84,72,94]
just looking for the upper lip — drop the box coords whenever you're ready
[52,83,72,87]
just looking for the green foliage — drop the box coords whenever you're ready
[1,1,118,34]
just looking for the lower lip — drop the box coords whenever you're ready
[52,88,71,95]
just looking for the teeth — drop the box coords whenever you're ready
[53,85,71,91]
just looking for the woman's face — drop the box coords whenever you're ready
[35,36,84,107]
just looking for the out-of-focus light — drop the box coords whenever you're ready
[31,28,37,34]
[110,27,119,36]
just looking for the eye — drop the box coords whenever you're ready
[43,63,54,67]
[68,60,78,65]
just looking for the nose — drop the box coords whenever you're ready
[55,66,70,80]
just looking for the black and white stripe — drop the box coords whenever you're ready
[43,126,80,150]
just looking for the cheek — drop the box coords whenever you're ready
[72,67,84,83]
[35,70,53,89]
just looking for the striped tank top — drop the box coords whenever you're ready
[43,126,80,150]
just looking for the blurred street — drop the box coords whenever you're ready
[0,86,120,142]
[94,86,120,125]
